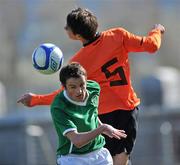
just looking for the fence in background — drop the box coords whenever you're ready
[133,107,180,165]
[0,111,56,165]
[0,107,180,165]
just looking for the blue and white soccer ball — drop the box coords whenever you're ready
[32,43,63,74]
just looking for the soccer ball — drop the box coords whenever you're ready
[32,43,63,74]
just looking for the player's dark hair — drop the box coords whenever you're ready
[59,62,87,87]
[65,7,98,40]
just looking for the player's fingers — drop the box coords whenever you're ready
[17,98,24,103]
[118,130,125,133]
[161,27,165,34]
[112,132,121,139]
[113,129,126,135]
[115,130,127,138]
[17,94,29,103]
[17,97,28,105]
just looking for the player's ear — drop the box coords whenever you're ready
[63,85,67,90]
[75,34,83,40]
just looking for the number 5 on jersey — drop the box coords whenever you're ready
[101,57,128,86]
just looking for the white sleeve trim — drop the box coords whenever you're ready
[69,142,73,154]
[63,128,77,136]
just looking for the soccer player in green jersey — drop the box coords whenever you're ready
[51,62,127,165]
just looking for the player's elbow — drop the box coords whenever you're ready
[66,131,85,148]
[72,139,84,148]
[74,143,83,148]
[70,135,84,148]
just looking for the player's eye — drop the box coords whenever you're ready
[70,86,76,89]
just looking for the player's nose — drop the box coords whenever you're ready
[76,88,83,95]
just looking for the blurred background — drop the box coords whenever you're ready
[0,0,180,164]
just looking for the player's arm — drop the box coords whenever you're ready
[65,125,106,148]
[122,24,165,53]
[17,88,62,107]
[66,124,127,148]
[66,122,127,148]
[98,117,126,139]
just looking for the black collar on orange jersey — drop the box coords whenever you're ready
[83,32,101,47]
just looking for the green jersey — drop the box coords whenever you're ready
[51,80,105,155]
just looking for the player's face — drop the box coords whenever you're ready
[65,75,87,102]
[64,25,77,40]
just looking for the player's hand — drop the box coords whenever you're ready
[153,24,165,34]
[17,93,33,107]
[102,124,127,139]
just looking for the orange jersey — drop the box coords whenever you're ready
[31,27,162,114]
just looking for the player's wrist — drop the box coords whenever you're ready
[99,124,107,132]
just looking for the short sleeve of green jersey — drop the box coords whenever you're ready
[51,105,77,137]
[86,80,100,93]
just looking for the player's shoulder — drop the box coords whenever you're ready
[102,27,127,35]
[50,92,69,120]
[51,92,65,109]
[87,80,100,92]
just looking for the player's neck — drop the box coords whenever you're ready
[81,32,100,47]
[80,38,89,45]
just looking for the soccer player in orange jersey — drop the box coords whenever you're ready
[17,8,165,165]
